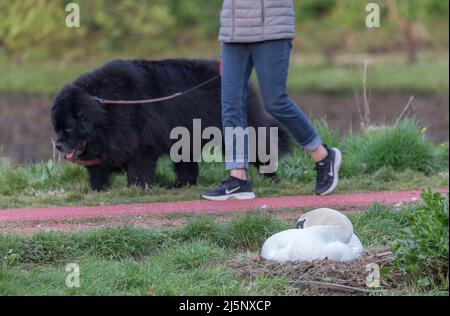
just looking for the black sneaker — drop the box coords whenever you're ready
[201,177,256,201]
[315,146,342,196]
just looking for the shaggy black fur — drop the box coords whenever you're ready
[51,59,291,191]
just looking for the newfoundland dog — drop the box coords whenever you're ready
[51,59,291,191]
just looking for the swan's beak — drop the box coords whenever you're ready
[296,219,306,229]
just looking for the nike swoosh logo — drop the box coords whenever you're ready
[226,187,241,195]
[328,163,334,177]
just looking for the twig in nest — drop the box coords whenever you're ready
[365,251,395,262]
[290,280,388,294]
[374,251,395,257]
[297,261,327,282]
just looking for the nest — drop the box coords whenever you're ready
[228,248,398,296]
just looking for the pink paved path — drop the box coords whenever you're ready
[0,189,447,223]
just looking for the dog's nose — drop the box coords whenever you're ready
[55,142,65,152]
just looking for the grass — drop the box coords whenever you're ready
[0,53,448,96]
[0,212,290,296]
[349,204,410,248]
[0,116,447,295]
[288,59,449,95]
[0,118,448,210]
[392,191,449,288]
[0,204,448,296]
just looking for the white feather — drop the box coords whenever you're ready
[261,209,364,263]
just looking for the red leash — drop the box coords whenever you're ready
[93,60,222,105]
[67,60,222,166]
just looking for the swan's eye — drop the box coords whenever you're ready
[296,219,306,229]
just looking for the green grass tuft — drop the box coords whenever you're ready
[224,212,290,250]
[0,226,170,266]
[160,240,229,270]
[1,201,448,296]
[78,226,169,260]
[0,167,29,195]
[345,119,442,175]
[173,212,290,250]
[173,216,222,242]
[0,118,447,209]
[349,204,409,248]
[392,190,449,289]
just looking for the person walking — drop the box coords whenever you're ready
[202,0,342,201]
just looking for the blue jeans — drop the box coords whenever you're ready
[222,39,322,170]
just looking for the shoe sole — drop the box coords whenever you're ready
[201,192,256,201]
[318,148,342,196]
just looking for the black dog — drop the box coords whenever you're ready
[51,59,291,191]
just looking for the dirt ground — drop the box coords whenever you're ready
[0,206,365,234]
[0,94,448,164]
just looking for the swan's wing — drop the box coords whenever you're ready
[304,226,340,243]
[261,230,300,262]
[348,234,364,258]
[262,242,294,262]
[261,229,364,263]
[261,230,324,262]
[288,227,336,261]
[307,229,364,262]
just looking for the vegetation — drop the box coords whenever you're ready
[392,190,449,289]
[288,56,449,95]
[0,201,448,296]
[0,0,448,63]
[0,1,447,96]
[0,1,447,297]
[279,118,447,181]
[0,118,448,210]
[0,53,448,96]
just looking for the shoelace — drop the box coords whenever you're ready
[218,177,235,188]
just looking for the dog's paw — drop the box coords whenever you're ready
[172,180,196,189]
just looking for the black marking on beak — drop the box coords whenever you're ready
[296,219,306,229]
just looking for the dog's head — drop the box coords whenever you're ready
[51,84,108,160]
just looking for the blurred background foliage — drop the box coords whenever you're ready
[0,0,448,164]
[0,0,448,63]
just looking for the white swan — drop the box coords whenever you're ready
[261,208,364,263]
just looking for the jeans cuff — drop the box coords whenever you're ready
[303,135,323,153]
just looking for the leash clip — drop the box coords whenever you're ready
[93,96,105,104]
